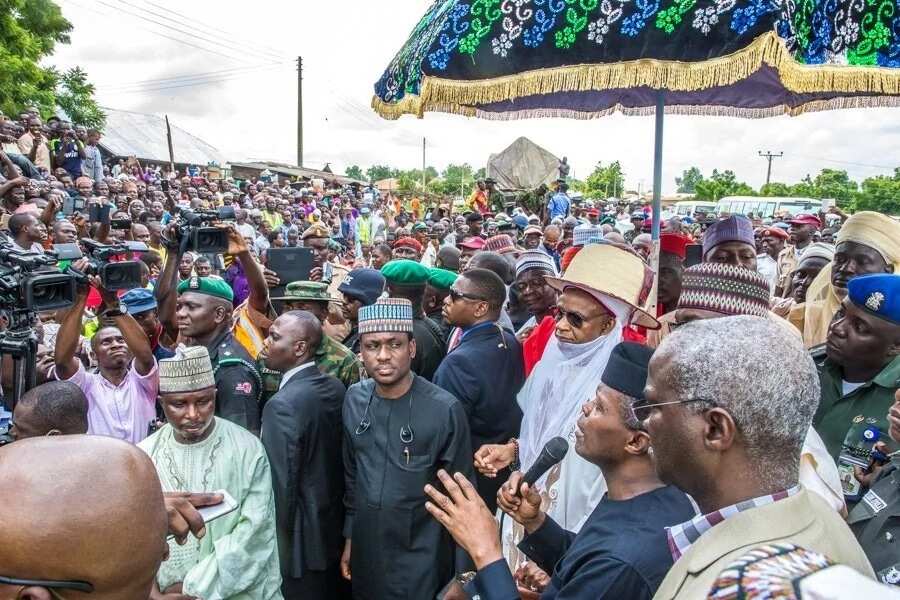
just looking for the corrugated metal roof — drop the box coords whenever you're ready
[98,107,226,166]
[229,161,367,186]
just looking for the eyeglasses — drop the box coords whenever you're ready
[448,288,486,303]
[628,398,715,423]
[555,307,612,330]
[514,277,547,293]
[0,575,94,595]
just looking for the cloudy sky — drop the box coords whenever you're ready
[49,0,900,194]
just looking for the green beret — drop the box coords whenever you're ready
[272,280,334,303]
[427,267,457,290]
[177,276,235,302]
[381,259,429,286]
[412,222,428,232]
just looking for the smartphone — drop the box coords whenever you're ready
[166,489,238,541]
[110,218,132,230]
[161,179,170,192]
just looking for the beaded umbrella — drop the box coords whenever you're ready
[372,0,900,307]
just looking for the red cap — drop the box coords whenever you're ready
[761,226,790,241]
[561,245,583,271]
[393,237,423,252]
[788,214,821,228]
[458,236,487,250]
[587,208,600,216]
[659,233,692,259]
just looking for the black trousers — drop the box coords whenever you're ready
[281,566,350,600]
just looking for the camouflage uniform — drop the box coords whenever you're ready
[260,334,362,402]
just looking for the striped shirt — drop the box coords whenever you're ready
[666,485,802,561]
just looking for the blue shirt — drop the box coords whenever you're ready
[468,485,695,600]
[548,192,570,220]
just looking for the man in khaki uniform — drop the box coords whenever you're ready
[645,316,873,600]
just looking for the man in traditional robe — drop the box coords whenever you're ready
[341,297,474,600]
[139,345,283,600]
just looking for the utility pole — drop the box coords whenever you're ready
[422,137,426,198]
[758,150,783,186]
[297,56,303,167]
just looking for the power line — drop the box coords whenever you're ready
[117,0,288,63]
[758,150,783,186]
[93,0,276,64]
[136,0,289,60]
[97,64,293,95]
[791,153,898,171]
[96,61,292,91]
[59,0,255,64]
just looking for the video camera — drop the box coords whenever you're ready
[170,206,236,253]
[67,239,148,291]
[0,244,76,313]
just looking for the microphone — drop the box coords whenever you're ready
[519,436,569,493]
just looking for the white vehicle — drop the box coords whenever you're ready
[671,200,718,218]
[716,196,822,218]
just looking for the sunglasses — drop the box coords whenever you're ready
[628,397,715,423]
[555,307,611,330]
[448,288,486,303]
[0,575,94,596]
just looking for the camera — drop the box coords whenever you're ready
[75,239,146,291]
[0,246,76,313]
[172,206,235,253]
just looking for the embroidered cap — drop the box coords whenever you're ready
[515,250,559,279]
[573,224,603,247]
[485,234,517,254]
[848,273,900,324]
[358,298,414,335]
[702,215,755,256]
[677,263,770,318]
[159,345,216,394]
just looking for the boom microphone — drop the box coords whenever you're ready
[520,436,569,492]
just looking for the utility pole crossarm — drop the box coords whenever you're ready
[758,150,783,186]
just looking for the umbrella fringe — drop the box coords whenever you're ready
[372,31,900,120]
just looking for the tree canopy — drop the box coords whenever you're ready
[0,0,104,127]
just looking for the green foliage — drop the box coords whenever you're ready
[581,161,625,199]
[56,67,105,129]
[344,165,364,181]
[759,182,793,196]
[694,169,756,201]
[810,168,857,207]
[675,166,703,193]
[365,165,399,182]
[854,168,900,215]
[0,1,103,128]
[431,163,474,196]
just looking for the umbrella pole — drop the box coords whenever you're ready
[647,91,664,318]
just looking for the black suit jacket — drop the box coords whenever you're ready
[261,365,346,579]
[432,323,525,510]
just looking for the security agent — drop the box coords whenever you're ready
[843,274,900,584]
[174,276,263,435]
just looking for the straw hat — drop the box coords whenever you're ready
[545,244,659,329]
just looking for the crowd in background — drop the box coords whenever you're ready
[3,106,900,600]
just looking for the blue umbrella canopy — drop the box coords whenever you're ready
[373,0,900,119]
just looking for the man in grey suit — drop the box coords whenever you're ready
[644,316,873,600]
[260,311,348,599]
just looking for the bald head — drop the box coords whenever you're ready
[262,310,323,373]
[0,436,167,599]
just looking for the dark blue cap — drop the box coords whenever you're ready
[848,273,900,325]
[338,268,386,306]
[121,288,157,315]
[601,342,655,400]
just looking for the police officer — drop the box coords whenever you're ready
[841,274,900,585]
[175,276,263,435]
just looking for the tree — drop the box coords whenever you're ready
[344,165,364,181]
[693,169,755,201]
[56,67,105,129]
[760,182,793,196]
[435,163,475,196]
[854,168,900,214]
[811,168,857,207]
[582,161,625,199]
[0,0,102,125]
[365,165,398,182]
[675,166,703,193]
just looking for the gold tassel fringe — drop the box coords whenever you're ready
[371,31,900,120]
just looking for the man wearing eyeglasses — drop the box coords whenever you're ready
[421,341,694,600]
[433,268,525,511]
[647,317,872,600]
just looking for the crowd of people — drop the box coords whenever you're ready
[2,106,900,599]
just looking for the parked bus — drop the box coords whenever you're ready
[715,196,822,218]
[670,200,718,219]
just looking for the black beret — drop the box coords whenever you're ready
[600,342,654,400]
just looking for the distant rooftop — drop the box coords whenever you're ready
[99,107,226,166]
[229,161,367,186]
